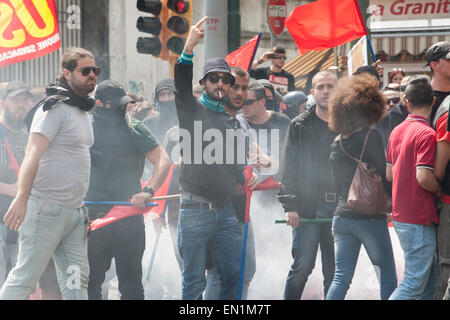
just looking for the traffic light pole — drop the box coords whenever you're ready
[227,0,240,54]
[204,0,228,60]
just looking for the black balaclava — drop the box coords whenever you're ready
[257,79,276,111]
[154,78,177,122]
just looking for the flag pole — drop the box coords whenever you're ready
[84,201,158,207]
[238,166,255,300]
[247,32,263,72]
[353,0,376,63]
[236,33,263,298]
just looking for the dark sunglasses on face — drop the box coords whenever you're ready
[79,66,101,76]
[207,73,233,85]
[244,98,261,106]
[387,97,400,105]
[276,56,287,60]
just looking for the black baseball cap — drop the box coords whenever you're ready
[425,41,450,66]
[95,80,134,108]
[354,65,380,82]
[1,81,32,100]
[200,57,235,84]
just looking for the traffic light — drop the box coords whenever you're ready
[136,0,165,57]
[136,0,192,60]
[166,0,192,55]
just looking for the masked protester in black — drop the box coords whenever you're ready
[86,80,170,300]
[143,78,178,144]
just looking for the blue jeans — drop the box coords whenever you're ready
[389,221,437,300]
[0,195,89,300]
[177,200,242,300]
[283,207,335,300]
[0,223,18,288]
[325,216,397,300]
[204,219,256,300]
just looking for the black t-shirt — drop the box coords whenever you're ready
[247,111,291,158]
[329,128,389,219]
[0,125,27,217]
[87,113,160,206]
[431,90,450,123]
[310,112,337,193]
[249,67,296,92]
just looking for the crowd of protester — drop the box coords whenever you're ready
[0,17,449,300]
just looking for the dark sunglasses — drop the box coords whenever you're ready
[207,73,233,85]
[276,56,287,60]
[79,66,101,76]
[386,97,400,105]
[244,98,261,106]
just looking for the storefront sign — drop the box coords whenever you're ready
[369,0,450,20]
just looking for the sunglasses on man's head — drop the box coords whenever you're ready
[386,97,400,105]
[207,73,233,85]
[79,66,101,77]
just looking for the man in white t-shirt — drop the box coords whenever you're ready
[0,47,99,300]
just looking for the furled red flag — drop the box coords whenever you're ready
[243,166,281,222]
[225,33,262,72]
[89,164,176,231]
[89,205,146,231]
[0,0,61,68]
[285,0,367,54]
[143,163,176,219]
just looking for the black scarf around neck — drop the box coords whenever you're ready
[24,77,95,131]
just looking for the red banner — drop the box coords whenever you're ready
[0,0,61,68]
[285,0,366,54]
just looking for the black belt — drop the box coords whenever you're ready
[180,202,224,210]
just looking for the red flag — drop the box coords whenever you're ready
[143,164,176,218]
[225,34,261,72]
[89,164,177,230]
[243,166,282,222]
[285,0,366,54]
[89,205,146,231]
[0,0,61,68]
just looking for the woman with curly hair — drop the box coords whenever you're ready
[325,74,397,300]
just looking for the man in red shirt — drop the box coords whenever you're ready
[387,77,441,300]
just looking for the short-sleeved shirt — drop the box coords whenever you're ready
[386,114,438,225]
[435,111,450,203]
[86,113,160,203]
[249,67,296,92]
[0,125,27,217]
[30,103,94,208]
[431,90,450,123]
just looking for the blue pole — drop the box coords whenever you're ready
[366,35,377,64]
[84,201,158,207]
[237,220,249,300]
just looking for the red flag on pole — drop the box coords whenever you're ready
[89,205,146,231]
[243,166,281,222]
[226,33,262,72]
[143,163,176,218]
[90,164,176,231]
[285,0,366,54]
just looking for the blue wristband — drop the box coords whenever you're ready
[179,51,194,65]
